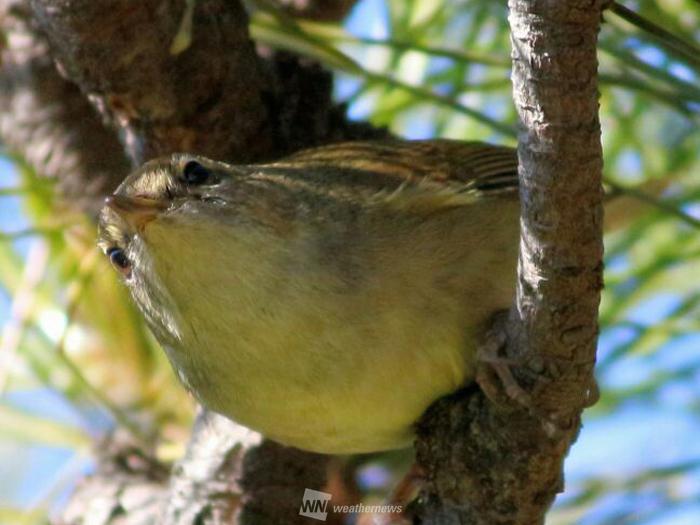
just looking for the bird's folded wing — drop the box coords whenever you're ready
[275,139,518,195]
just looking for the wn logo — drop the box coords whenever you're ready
[299,488,332,521]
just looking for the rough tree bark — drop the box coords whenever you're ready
[413,1,604,524]
[0,0,130,212]
[0,0,604,523]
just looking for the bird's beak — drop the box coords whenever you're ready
[105,194,169,230]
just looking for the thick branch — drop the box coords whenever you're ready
[27,0,380,167]
[28,0,274,164]
[60,432,169,525]
[414,2,604,524]
[163,410,333,525]
[0,0,130,211]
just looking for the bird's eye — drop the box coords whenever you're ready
[107,247,131,276]
[182,161,210,185]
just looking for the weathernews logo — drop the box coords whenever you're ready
[299,488,403,521]
[299,489,332,521]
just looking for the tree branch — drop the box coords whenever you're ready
[27,0,379,166]
[414,1,604,523]
[509,0,603,421]
[27,0,274,164]
[0,0,130,212]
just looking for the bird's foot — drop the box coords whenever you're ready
[475,311,600,432]
[475,311,546,412]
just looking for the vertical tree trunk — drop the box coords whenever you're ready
[414,2,604,523]
[509,0,604,420]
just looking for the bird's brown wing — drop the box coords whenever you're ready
[275,139,519,198]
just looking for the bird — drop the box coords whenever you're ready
[97,139,521,454]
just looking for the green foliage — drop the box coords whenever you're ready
[0,156,193,521]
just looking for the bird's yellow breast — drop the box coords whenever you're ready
[135,197,518,453]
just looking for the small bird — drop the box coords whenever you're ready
[98,139,520,454]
